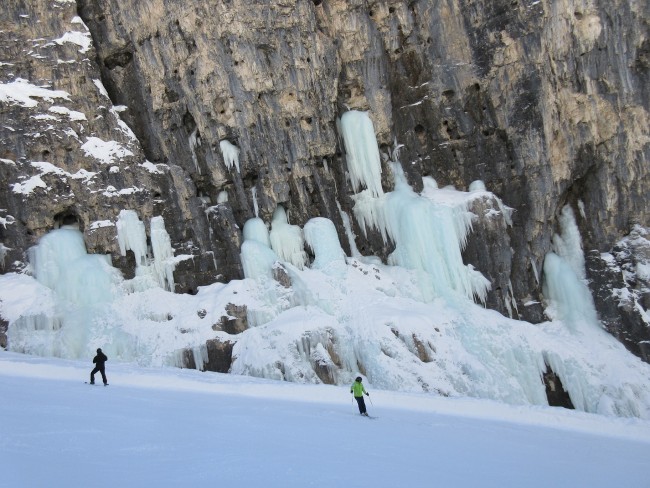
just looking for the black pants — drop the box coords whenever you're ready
[354,396,367,414]
[90,366,107,385]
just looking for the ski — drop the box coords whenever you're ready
[84,382,109,386]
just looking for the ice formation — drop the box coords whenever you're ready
[339,110,384,197]
[269,206,307,270]
[220,139,240,172]
[115,210,178,291]
[150,216,176,292]
[552,205,586,280]
[6,216,198,362]
[240,217,277,280]
[469,180,486,192]
[304,217,347,276]
[217,191,228,204]
[251,187,259,217]
[543,205,599,329]
[116,210,147,265]
[189,128,201,173]
[8,226,122,358]
[29,227,117,306]
[337,201,362,259]
[2,104,650,420]
[349,151,489,303]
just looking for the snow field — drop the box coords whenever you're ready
[1,351,649,488]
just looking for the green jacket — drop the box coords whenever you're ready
[351,380,367,397]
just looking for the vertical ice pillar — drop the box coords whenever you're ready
[240,217,282,327]
[150,216,176,291]
[543,204,599,330]
[240,217,277,280]
[116,209,148,266]
[117,210,178,292]
[269,205,307,269]
[552,205,586,280]
[189,128,201,173]
[337,201,361,259]
[251,187,260,218]
[339,110,384,197]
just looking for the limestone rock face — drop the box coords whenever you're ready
[587,226,650,362]
[1,1,648,358]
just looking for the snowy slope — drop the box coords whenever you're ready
[1,351,649,488]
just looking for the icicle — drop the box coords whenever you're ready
[507,279,518,317]
[339,110,384,197]
[352,162,490,303]
[504,291,513,318]
[0,243,9,269]
[150,216,176,291]
[269,205,307,269]
[241,218,277,280]
[543,252,599,330]
[544,205,600,331]
[116,210,148,266]
[531,259,539,285]
[337,201,361,258]
[189,128,201,173]
[220,139,241,172]
[552,205,585,280]
[251,187,259,218]
[19,227,125,359]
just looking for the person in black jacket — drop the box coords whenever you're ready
[90,348,108,385]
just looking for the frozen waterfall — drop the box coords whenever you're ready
[543,205,599,330]
[2,111,650,420]
[269,206,307,270]
[342,112,490,304]
[339,110,384,197]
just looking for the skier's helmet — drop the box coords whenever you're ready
[97,348,102,353]
[356,376,362,382]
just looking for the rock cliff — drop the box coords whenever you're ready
[1,0,648,359]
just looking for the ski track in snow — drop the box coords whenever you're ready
[1,351,649,488]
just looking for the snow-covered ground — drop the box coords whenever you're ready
[1,350,649,488]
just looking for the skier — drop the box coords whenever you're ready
[350,376,370,416]
[90,348,108,385]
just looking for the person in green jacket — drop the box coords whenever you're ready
[351,376,370,416]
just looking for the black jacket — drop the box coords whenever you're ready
[93,352,108,367]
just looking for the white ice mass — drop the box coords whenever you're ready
[2,112,650,421]
[339,110,384,197]
[220,139,241,172]
[269,206,308,270]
